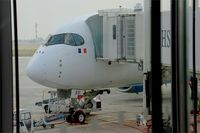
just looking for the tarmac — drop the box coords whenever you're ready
[14,57,200,133]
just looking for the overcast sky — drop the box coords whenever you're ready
[17,0,173,40]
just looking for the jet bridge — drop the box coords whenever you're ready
[86,8,144,64]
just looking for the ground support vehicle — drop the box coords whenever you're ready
[35,89,110,114]
[13,109,34,133]
[65,89,110,124]
[35,89,110,124]
[33,113,65,128]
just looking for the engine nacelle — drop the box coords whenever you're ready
[118,83,143,94]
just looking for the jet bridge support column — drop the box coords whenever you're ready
[143,72,152,114]
[143,0,152,115]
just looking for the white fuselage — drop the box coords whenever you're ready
[26,15,143,90]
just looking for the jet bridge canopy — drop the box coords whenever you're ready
[86,15,103,58]
[86,8,144,64]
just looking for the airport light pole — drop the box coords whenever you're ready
[35,22,38,40]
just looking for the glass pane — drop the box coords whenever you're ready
[161,0,172,130]
[24,113,31,120]
[160,0,199,132]
[13,0,180,133]
[46,34,65,45]
[20,114,24,121]
[187,0,200,132]
[72,34,84,46]
[65,34,75,46]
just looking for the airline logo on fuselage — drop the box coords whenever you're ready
[161,29,171,48]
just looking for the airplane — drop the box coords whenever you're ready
[26,9,144,96]
[26,7,200,97]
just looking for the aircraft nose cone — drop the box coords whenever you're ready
[26,57,46,84]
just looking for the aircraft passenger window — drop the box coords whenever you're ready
[46,34,65,46]
[72,34,84,46]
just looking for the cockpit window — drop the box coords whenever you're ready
[72,34,84,46]
[45,33,84,46]
[64,34,76,46]
[46,34,65,46]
